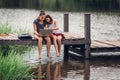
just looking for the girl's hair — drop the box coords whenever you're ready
[45,15,53,24]
[39,10,45,16]
[37,10,45,21]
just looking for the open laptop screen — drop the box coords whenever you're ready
[39,29,53,36]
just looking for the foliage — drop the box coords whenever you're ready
[0,23,12,34]
[0,0,119,12]
[0,51,32,80]
[0,45,33,56]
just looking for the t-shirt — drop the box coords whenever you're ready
[48,21,62,34]
[33,19,46,33]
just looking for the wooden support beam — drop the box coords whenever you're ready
[84,14,91,59]
[64,14,70,60]
[84,60,90,80]
[64,14,69,32]
[64,45,70,60]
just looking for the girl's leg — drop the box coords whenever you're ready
[34,35,43,59]
[57,36,62,56]
[38,37,43,59]
[52,35,59,57]
[45,36,52,58]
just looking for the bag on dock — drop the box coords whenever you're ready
[18,33,32,40]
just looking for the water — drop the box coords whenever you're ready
[0,0,120,79]
[0,9,120,40]
[27,56,120,80]
[0,8,120,80]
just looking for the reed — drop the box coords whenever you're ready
[0,23,12,34]
[0,22,34,79]
[0,51,32,80]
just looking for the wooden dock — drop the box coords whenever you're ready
[91,40,120,52]
[0,14,120,59]
[0,33,120,51]
[0,32,85,45]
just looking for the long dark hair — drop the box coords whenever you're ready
[45,15,53,24]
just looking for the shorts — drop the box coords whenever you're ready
[52,33,65,39]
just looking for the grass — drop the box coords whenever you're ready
[0,22,30,34]
[0,22,12,34]
[0,50,32,80]
[0,45,33,56]
[0,23,35,80]
[0,22,33,57]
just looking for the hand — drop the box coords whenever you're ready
[45,28,49,30]
[34,32,41,37]
[38,34,42,37]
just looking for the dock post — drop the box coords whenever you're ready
[84,60,90,80]
[64,14,69,32]
[64,14,69,60]
[84,14,91,59]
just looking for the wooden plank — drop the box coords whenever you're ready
[91,40,116,48]
[9,34,19,40]
[63,32,82,39]
[0,39,37,45]
[0,32,82,40]
[63,38,85,45]
[102,40,120,47]
[0,38,86,45]
[95,40,120,47]
[69,47,84,56]
[9,33,18,38]
[0,33,85,45]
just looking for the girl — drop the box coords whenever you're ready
[33,11,52,59]
[45,15,64,57]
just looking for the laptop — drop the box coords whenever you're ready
[39,29,53,36]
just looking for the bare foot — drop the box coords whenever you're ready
[38,56,41,59]
[47,54,52,59]
[49,56,52,59]
[56,52,60,57]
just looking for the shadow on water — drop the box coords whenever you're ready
[90,55,120,67]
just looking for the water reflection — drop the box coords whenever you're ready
[34,56,120,80]
[37,62,62,80]
[84,60,90,80]
[35,60,90,80]
[53,62,61,80]
[62,60,90,80]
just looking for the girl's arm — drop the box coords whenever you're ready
[44,24,49,29]
[33,24,39,36]
[49,20,59,30]
[54,20,59,30]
